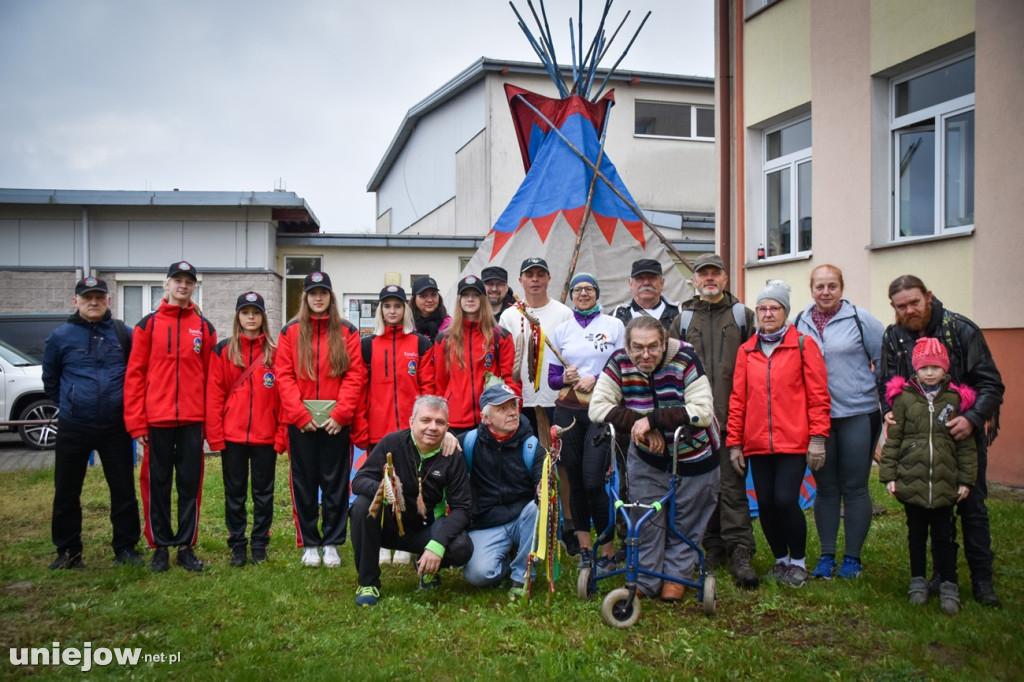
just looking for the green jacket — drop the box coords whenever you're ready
[879,375,977,509]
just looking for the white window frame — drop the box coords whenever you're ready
[634,100,714,141]
[761,116,812,259]
[115,273,203,327]
[889,53,975,242]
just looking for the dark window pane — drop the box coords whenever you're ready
[798,160,812,251]
[766,118,811,160]
[285,256,321,276]
[944,110,974,228]
[285,279,305,322]
[635,101,691,137]
[896,57,974,117]
[897,127,935,237]
[696,107,715,138]
[766,167,790,256]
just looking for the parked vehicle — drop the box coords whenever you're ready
[0,339,58,449]
[0,313,67,362]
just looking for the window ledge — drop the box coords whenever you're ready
[868,228,974,251]
[633,134,714,143]
[743,251,812,269]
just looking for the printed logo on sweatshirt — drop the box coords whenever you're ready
[192,337,202,354]
[263,371,275,388]
[484,351,494,369]
[407,360,417,377]
[587,331,611,353]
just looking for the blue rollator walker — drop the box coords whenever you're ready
[578,424,717,627]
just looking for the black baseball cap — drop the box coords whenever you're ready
[481,266,508,283]
[412,276,439,296]
[520,257,549,274]
[457,275,485,296]
[75,276,109,296]
[303,271,332,292]
[236,291,266,312]
[630,259,663,277]
[379,285,407,303]
[167,261,197,280]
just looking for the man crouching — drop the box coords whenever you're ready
[461,384,543,600]
[350,395,473,606]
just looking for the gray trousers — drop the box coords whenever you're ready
[626,443,720,597]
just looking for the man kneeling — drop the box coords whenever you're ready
[461,384,543,600]
[351,395,473,606]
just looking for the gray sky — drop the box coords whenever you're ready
[0,0,714,233]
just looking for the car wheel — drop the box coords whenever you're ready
[17,399,58,450]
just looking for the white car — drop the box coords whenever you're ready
[0,339,58,449]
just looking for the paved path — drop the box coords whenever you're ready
[0,431,54,471]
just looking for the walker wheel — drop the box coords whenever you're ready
[601,587,641,628]
[577,566,593,600]
[701,574,717,616]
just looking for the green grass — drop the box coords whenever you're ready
[1,458,1021,680]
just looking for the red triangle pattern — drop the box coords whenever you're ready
[562,207,584,234]
[533,213,557,242]
[490,229,518,259]
[622,220,646,249]
[594,214,617,245]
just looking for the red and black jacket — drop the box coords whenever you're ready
[275,316,367,429]
[359,327,436,445]
[124,300,216,438]
[206,334,280,451]
[434,320,518,429]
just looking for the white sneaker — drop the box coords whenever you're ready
[379,548,393,564]
[301,547,321,567]
[392,550,412,565]
[322,545,341,568]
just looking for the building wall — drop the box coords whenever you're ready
[455,130,489,235]
[743,0,811,127]
[0,270,79,313]
[869,0,974,74]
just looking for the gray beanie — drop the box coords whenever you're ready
[757,279,791,316]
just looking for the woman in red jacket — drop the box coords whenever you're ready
[276,272,366,568]
[124,261,216,573]
[206,291,279,567]
[726,280,831,588]
[434,276,517,434]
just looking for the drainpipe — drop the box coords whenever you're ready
[733,0,746,296]
[82,206,90,276]
[717,0,732,273]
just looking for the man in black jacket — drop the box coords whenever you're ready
[880,275,1004,607]
[460,384,543,599]
[350,395,474,606]
[611,259,680,330]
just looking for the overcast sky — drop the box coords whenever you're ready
[0,0,714,233]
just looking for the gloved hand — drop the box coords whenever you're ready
[806,435,826,471]
[729,446,746,476]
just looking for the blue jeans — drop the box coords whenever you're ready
[463,502,538,586]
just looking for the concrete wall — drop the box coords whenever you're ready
[743,0,812,127]
[0,270,79,313]
[869,0,974,74]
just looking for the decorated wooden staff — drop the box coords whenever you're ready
[527,419,575,603]
[367,452,405,536]
[512,292,570,449]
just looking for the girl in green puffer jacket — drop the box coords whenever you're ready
[880,337,977,614]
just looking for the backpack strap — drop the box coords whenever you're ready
[676,309,693,338]
[361,335,373,367]
[847,302,872,364]
[462,429,478,473]
[522,435,539,471]
[112,318,131,356]
[731,302,747,338]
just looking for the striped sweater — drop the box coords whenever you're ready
[590,338,718,474]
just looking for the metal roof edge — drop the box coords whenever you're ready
[277,233,483,249]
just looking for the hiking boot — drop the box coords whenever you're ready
[779,564,808,588]
[704,545,728,570]
[764,562,788,585]
[908,577,928,605]
[48,550,83,570]
[509,580,527,601]
[355,585,380,607]
[251,546,268,565]
[810,554,837,580]
[419,571,441,591]
[150,547,170,573]
[836,556,863,580]
[113,548,144,567]
[926,573,941,597]
[322,545,341,568]
[595,554,618,575]
[561,530,581,557]
[730,546,760,588]
[660,582,685,603]
[301,547,321,567]
[392,550,412,565]
[176,547,204,572]
[230,545,247,568]
[378,548,392,564]
[972,580,1002,608]
[939,581,960,615]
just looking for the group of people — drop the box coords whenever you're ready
[43,254,1003,614]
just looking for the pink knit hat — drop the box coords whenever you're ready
[912,337,949,372]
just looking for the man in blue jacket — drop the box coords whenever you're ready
[42,277,141,569]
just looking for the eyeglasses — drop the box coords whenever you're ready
[628,343,663,356]
[571,286,596,295]
[755,305,783,315]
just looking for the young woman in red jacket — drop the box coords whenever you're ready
[727,280,831,588]
[124,261,216,573]
[206,291,279,567]
[434,276,517,434]
[276,272,367,568]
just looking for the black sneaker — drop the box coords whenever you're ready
[48,551,83,570]
[561,530,581,557]
[113,548,144,566]
[150,547,170,573]
[972,580,1002,607]
[176,547,204,572]
[251,546,268,565]
[230,545,247,567]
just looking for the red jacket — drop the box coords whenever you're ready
[275,316,367,428]
[726,326,831,455]
[205,334,280,451]
[124,300,216,438]
[434,319,518,429]
[358,327,436,445]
